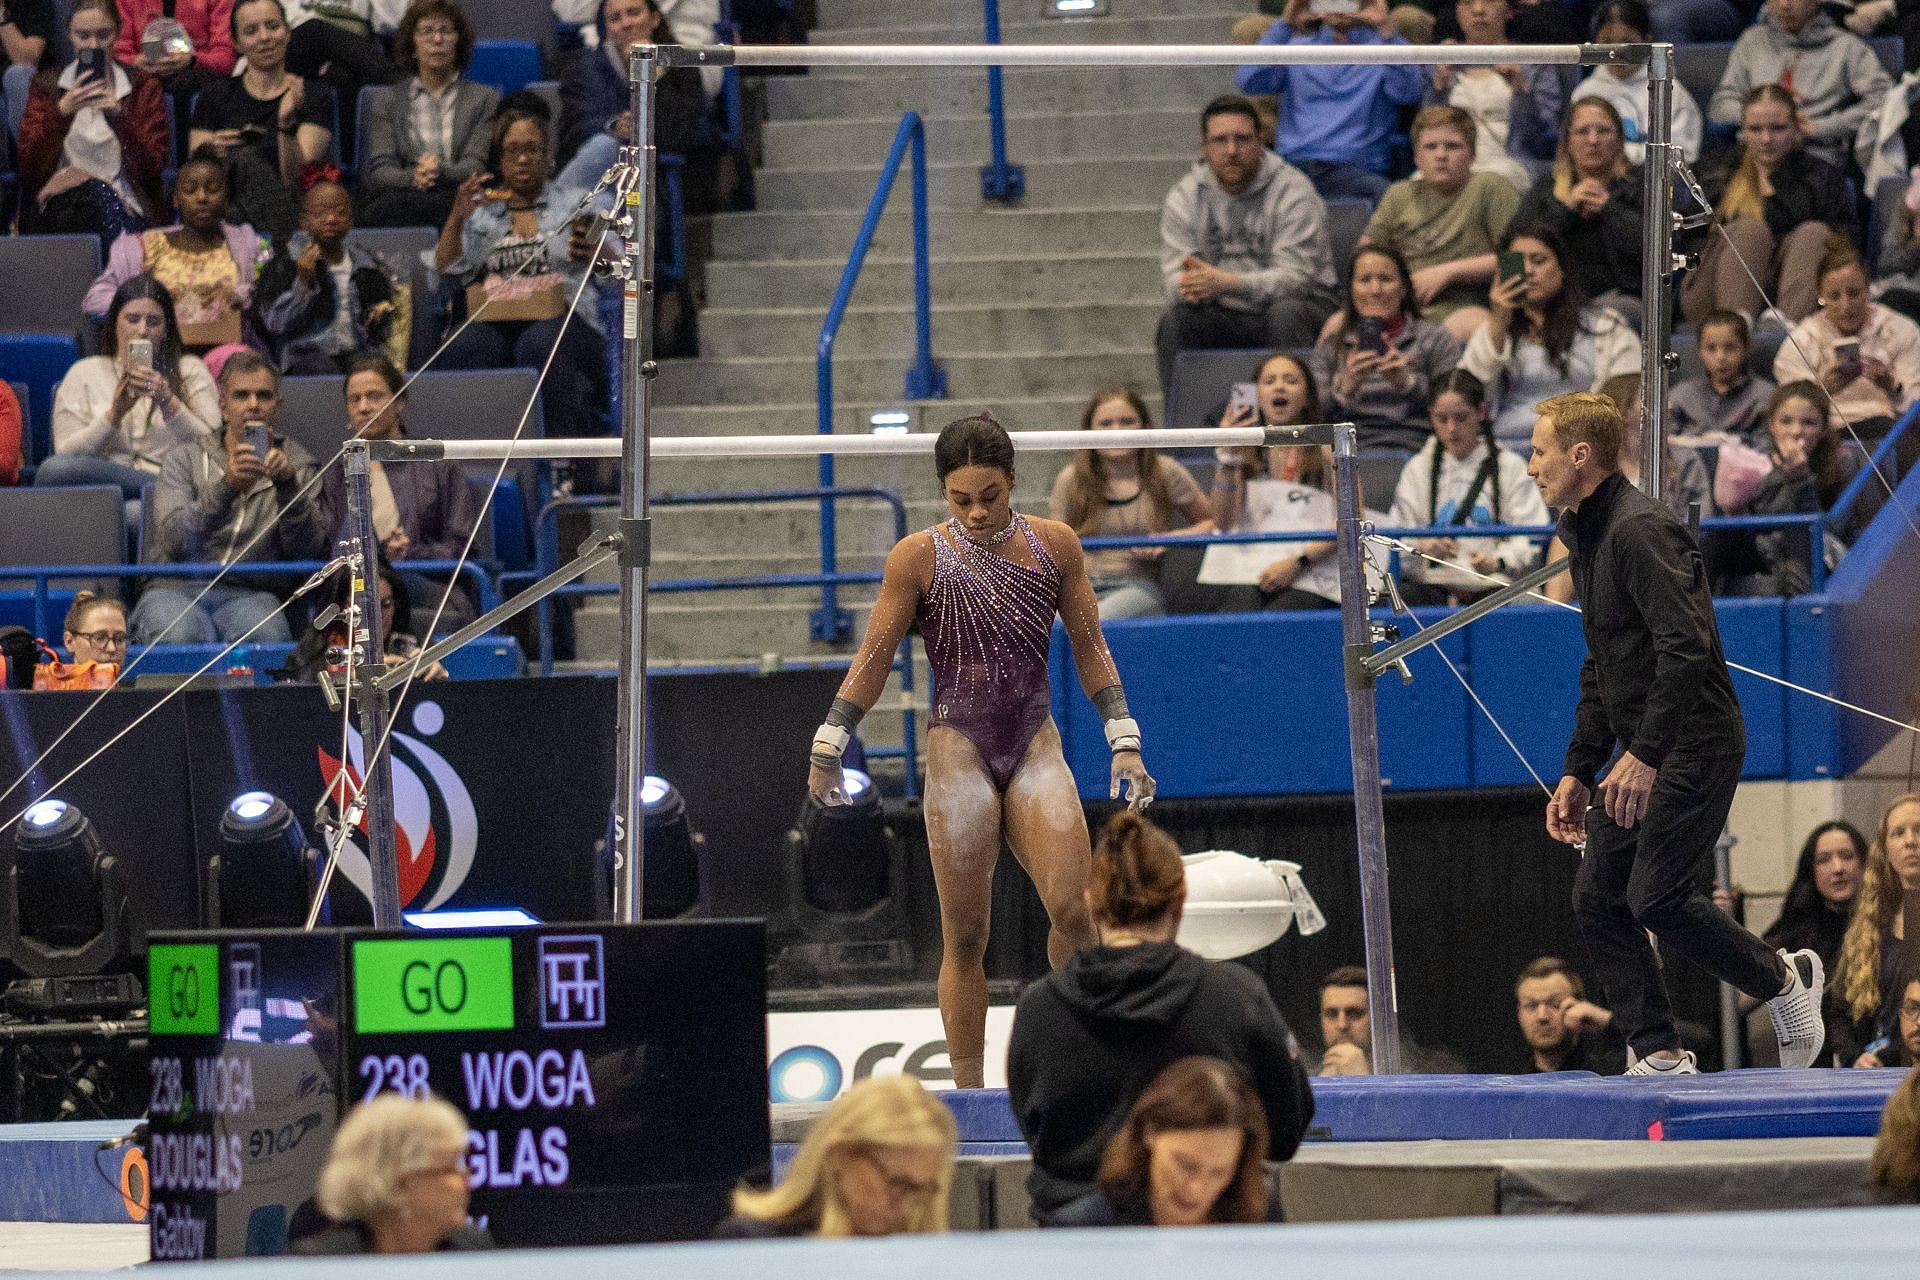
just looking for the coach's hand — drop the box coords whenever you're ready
[1547,775,1590,846]
[1599,750,1657,830]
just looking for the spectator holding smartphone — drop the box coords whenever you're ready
[16,0,169,242]
[1773,235,1920,441]
[1668,310,1775,442]
[1234,0,1426,207]
[1510,97,1646,327]
[113,0,237,104]
[1311,244,1464,454]
[41,274,219,499]
[258,177,398,374]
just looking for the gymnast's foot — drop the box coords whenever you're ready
[1624,1048,1698,1076]
[949,1054,985,1089]
[1768,948,1826,1069]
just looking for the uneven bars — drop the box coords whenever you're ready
[371,424,1338,463]
[661,42,1638,69]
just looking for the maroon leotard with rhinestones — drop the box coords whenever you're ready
[918,513,1062,791]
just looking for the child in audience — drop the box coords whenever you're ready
[1669,310,1775,441]
[1425,0,1562,192]
[259,177,399,374]
[1721,380,1859,596]
[1363,104,1521,342]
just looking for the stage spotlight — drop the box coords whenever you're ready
[868,410,911,435]
[793,768,888,914]
[641,775,702,918]
[1045,0,1107,14]
[7,798,130,982]
[210,790,319,928]
[404,907,542,930]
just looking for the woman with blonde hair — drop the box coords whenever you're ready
[1049,385,1212,620]
[293,1094,489,1254]
[717,1074,957,1238]
[1511,97,1644,325]
[1830,794,1920,1067]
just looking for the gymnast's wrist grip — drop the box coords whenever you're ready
[1104,716,1142,755]
[811,696,866,762]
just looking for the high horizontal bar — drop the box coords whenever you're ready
[371,423,1341,463]
[655,42,1638,69]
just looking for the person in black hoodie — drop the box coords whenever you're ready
[1006,810,1313,1223]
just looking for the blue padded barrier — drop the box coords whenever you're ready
[0,1120,143,1223]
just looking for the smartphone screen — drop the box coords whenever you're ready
[1833,340,1861,367]
[77,46,107,81]
[243,423,271,460]
[1498,251,1526,286]
[1227,382,1258,420]
[1358,316,1388,355]
[127,338,154,373]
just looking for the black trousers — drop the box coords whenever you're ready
[1572,750,1785,1060]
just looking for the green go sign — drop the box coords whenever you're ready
[353,937,515,1034]
[149,943,220,1035]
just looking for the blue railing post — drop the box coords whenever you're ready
[979,0,1025,202]
[814,112,947,644]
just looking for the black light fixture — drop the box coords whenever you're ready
[6,798,130,982]
[772,769,909,986]
[641,775,702,919]
[793,768,888,914]
[208,790,321,928]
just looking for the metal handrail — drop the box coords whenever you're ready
[1828,399,1919,530]
[814,111,946,645]
[980,0,1025,201]
[0,558,501,642]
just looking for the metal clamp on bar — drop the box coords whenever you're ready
[1263,423,1339,447]
[1344,642,1377,692]
[368,438,446,462]
[654,42,734,68]
[618,517,651,568]
[1362,555,1571,678]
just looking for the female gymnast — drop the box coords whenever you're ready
[807,413,1158,1089]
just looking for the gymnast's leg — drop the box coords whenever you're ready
[1002,718,1097,971]
[924,725,1006,1090]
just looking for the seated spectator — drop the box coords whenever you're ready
[1859,1062,1920,1201]
[1766,820,1867,984]
[1515,956,1628,1074]
[114,0,237,109]
[1720,381,1858,596]
[1461,223,1641,447]
[1708,0,1890,175]
[259,178,398,374]
[1853,975,1920,1072]
[292,1094,490,1253]
[1684,85,1856,328]
[16,0,169,242]
[41,274,219,498]
[1571,1,1704,164]
[436,103,612,436]
[1007,810,1313,1223]
[1,383,22,484]
[186,0,336,240]
[1048,385,1211,620]
[716,1075,955,1239]
[1875,183,1920,325]
[1774,236,1920,440]
[280,556,447,681]
[280,0,401,158]
[1363,105,1521,342]
[61,592,130,671]
[1604,372,1716,519]
[134,349,330,644]
[1,0,55,69]
[1312,964,1468,1074]
[1511,97,1645,326]
[1832,794,1920,1067]
[319,352,482,626]
[85,156,269,351]
[1234,0,1426,207]
[1312,245,1464,454]
[555,0,719,192]
[1155,94,1338,395]
[358,0,496,229]
[1425,0,1562,193]
[1050,1057,1282,1228]
[1388,368,1549,605]
[1668,309,1775,441]
[552,0,722,98]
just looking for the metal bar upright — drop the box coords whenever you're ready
[613,46,660,923]
[343,440,400,926]
[979,0,1024,200]
[1331,424,1403,1073]
[1639,43,1675,498]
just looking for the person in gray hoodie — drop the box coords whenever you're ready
[1709,0,1890,173]
[1156,94,1339,395]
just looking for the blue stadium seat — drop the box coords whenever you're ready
[1869,174,1907,275]
[1166,348,1266,429]
[0,334,83,464]
[0,484,125,636]
[1674,42,1732,113]
[1325,199,1371,274]
[0,235,103,339]
[456,0,554,50]
[468,40,543,97]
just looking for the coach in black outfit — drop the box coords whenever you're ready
[1529,391,1825,1076]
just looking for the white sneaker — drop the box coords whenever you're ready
[1768,948,1826,1069]
[1625,1049,1699,1076]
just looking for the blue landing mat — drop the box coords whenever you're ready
[0,1121,144,1223]
[935,1069,1911,1144]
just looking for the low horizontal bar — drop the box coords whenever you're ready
[1363,556,1570,676]
[655,42,1631,70]
[373,423,1341,463]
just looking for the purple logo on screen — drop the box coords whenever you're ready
[538,935,606,1030]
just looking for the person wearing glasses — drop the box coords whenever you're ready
[62,593,131,669]
[292,1094,491,1254]
[716,1075,956,1238]
[358,0,496,229]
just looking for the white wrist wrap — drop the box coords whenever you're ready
[812,723,851,755]
[1104,716,1141,753]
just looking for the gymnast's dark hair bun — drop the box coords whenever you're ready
[934,413,1016,482]
[1090,810,1186,928]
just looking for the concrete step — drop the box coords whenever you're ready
[764,64,1234,121]
[699,299,1163,359]
[754,152,1189,211]
[815,12,1239,46]
[644,390,1142,439]
[704,251,1163,309]
[653,345,1157,404]
[708,204,1155,259]
[812,0,1248,31]
[642,502,937,562]
[759,107,1199,171]
[580,590,879,661]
